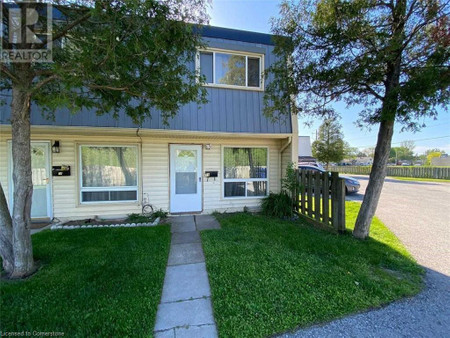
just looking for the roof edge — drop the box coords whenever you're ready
[196,25,276,46]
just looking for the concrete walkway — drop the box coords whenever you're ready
[30,224,51,235]
[154,215,220,338]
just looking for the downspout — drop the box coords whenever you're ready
[280,136,292,154]
[279,136,292,191]
[136,128,144,208]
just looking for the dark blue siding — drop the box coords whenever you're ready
[0,36,292,134]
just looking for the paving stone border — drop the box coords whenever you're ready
[50,217,160,230]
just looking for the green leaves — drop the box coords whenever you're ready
[265,0,449,130]
[5,0,209,126]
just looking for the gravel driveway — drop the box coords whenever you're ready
[281,176,450,338]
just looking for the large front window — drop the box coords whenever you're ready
[223,147,268,198]
[79,145,138,203]
[199,50,262,89]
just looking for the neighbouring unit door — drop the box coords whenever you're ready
[9,142,53,219]
[170,144,202,213]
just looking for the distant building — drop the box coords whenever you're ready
[298,136,317,165]
[340,157,373,166]
[431,156,450,166]
[298,136,313,157]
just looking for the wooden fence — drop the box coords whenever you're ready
[293,169,346,233]
[331,166,450,179]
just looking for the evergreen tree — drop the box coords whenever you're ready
[312,118,345,169]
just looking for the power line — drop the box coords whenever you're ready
[346,122,450,143]
[354,135,450,148]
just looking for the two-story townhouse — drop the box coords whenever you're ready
[0,26,298,222]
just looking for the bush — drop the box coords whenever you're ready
[261,191,293,218]
[126,213,152,223]
[127,209,167,224]
[260,163,300,218]
[151,209,168,221]
[282,162,301,195]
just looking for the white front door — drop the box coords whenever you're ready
[170,144,202,213]
[9,142,53,219]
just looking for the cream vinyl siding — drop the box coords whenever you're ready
[142,142,169,211]
[281,142,293,179]
[0,127,292,219]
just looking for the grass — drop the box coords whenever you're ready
[389,176,450,183]
[0,226,171,337]
[201,202,424,337]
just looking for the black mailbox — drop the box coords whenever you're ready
[205,171,218,178]
[52,165,71,176]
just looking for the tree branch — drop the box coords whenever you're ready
[1,65,20,84]
[31,74,60,93]
[39,11,92,48]
[402,12,448,50]
[34,69,55,77]
[358,82,384,100]
[87,84,141,97]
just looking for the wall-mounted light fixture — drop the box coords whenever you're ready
[52,141,60,153]
[205,144,211,150]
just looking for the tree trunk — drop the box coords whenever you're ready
[9,83,35,278]
[114,147,134,186]
[353,0,405,239]
[353,119,394,239]
[0,183,14,274]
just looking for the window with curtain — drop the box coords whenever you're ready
[223,147,268,198]
[80,145,138,203]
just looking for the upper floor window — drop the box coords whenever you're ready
[198,50,263,90]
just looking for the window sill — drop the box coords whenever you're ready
[203,83,264,92]
[77,201,140,207]
[222,196,267,200]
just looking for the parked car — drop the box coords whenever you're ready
[298,165,360,194]
[298,161,325,170]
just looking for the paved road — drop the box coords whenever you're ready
[283,176,450,338]
[347,176,450,276]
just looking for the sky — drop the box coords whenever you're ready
[208,0,450,155]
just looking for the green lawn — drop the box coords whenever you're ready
[1,226,171,337]
[389,176,450,183]
[202,202,424,337]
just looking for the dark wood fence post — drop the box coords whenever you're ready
[307,171,313,218]
[337,178,346,232]
[322,172,329,226]
[314,171,321,221]
[294,169,300,213]
[331,172,339,231]
[300,170,306,214]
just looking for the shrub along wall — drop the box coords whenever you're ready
[331,166,450,179]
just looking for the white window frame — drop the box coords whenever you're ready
[196,48,264,91]
[79,144,139,204]
[222,146,269,199]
